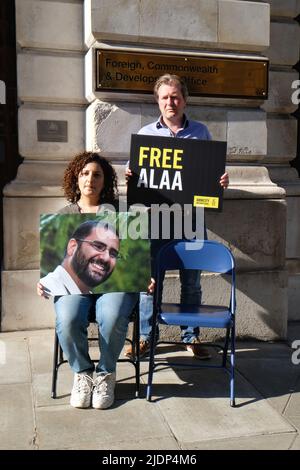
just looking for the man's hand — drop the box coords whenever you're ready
[125,167,132,184]
[219,172,229,189]
[37,282,50,299]
[147,278,155,295]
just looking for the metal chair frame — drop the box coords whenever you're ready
[147,239,236,407]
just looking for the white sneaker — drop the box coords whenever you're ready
[70,371,94,408]
[92,372,116,410]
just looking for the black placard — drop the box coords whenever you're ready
[128,134,227,211]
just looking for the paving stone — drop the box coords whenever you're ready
[183,432,296,450]
[283,385,300,418]
[148,367,294,444]
[0,383,35,449]
[290,434,300,450]
[0,336,31,384]
[285,415,300,430]
[36,399,174,450]
[28,330,55,375]
[236,357,300,414]
[43,436,180,451]
[235,340,294,359]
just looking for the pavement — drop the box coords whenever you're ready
[1,323,300,451]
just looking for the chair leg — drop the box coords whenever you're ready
[51,332,59,399]
[230,324,236,407]
[59,343,64,363]
[146,324,158,402]
[222,328,230,367]
[133,307,140,398]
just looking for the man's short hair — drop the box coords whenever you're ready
[71,220,117,241]
[153,74,189,101]
[64,220,119,257]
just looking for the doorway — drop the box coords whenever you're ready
[0,1,22,289]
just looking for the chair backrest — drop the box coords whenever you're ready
[155,240,235,276]
[154,240,236,313]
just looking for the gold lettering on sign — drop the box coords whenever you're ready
[96,50,268,99]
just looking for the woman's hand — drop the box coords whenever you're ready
[37,282,50,299]
[219,172,229,189]
[147,278,156,295]
[125,167,132,184]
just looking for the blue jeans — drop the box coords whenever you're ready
[139,269,201,343]
[54,293,138,374]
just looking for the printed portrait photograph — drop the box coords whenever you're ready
[40,212,151,296]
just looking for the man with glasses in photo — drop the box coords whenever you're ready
[40,219,120,296]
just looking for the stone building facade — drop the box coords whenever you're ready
[1,0,300,339]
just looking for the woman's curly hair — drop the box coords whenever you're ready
[63,151,118,204]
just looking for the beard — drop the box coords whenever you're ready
[71,246,113,288]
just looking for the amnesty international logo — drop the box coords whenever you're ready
[193,196,219,209]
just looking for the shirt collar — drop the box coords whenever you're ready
[156,114,189,130]
[57,265,93,294]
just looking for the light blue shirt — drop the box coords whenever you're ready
[137,114,212,140]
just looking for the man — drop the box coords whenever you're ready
[40,219,120,296]
[125,74,229,360]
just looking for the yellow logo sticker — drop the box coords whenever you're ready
[193,195,219,209]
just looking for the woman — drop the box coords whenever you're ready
[37,151,139,410]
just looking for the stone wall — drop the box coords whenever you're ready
[1,0,300,339]
[263,0,300,323]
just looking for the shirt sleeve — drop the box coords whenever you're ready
[40,273,64,296]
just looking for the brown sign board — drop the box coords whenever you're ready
[95,49,268,99]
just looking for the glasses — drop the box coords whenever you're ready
[75,239,121,260]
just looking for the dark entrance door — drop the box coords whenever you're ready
[291,13,300,176]
[0,1,22,285]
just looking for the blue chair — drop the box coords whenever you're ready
[147,239,236,407]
